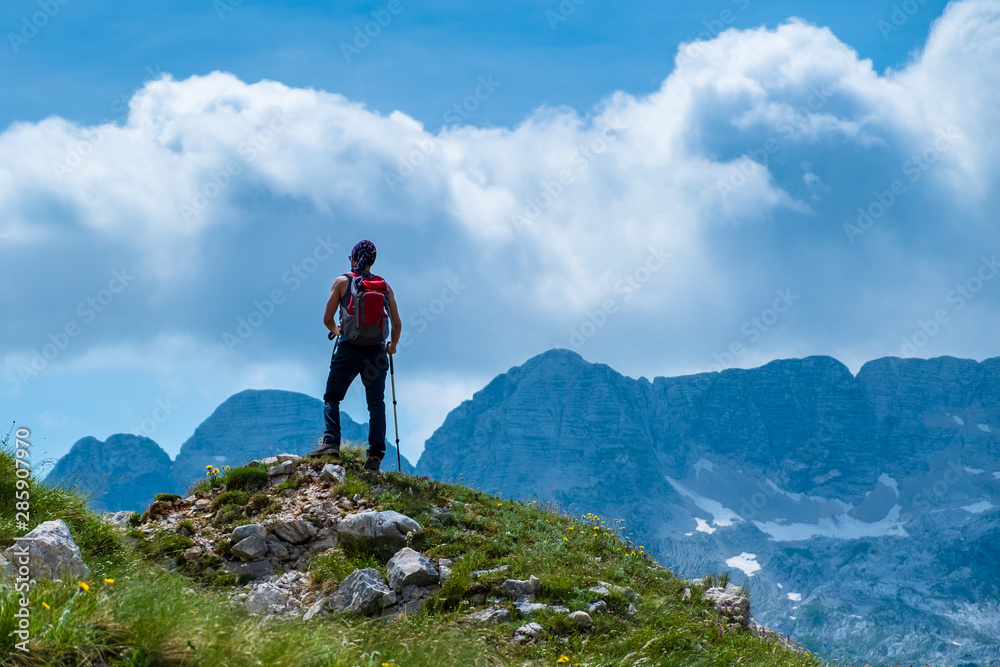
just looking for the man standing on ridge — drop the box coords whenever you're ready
[308,240,402,473]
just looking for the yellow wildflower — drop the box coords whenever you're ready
[206,465,212,469]
[557,657,570,664]
[104,578,115,584]
[78,581,90,592]
[41,602,50,610]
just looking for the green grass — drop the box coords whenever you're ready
[0,442,824,667]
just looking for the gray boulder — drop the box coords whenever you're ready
[501,575,540,600]
[231,536,269,561]
[245,582,289,614]
[328,568,398,616]
[103,511,136,530]
[515,600,547,618]
[336,511,423,558]
[569,610,593,629]
[270,460,295,477]
[319,464,346,484]
[468,605,511,624]
[704,584,750,627]
[387,547,439,591]
[271,519,312,544]
[2,520,90,579]
[232,523,267,542]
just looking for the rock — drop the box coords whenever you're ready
[276,453,301,463]
[271,519,311,544]
[471,564,508,577]
[270,460,295,477]
[183,546,204,562]
[516,622,543,637]
[468,605,511,624]
[592,581,640,603]
[704,584,750,627]
[232,524,267,543]
[501,575,540,600]
[439,565,453,582]
[588,600,608,614]
[194,499,211,511]
[627,603,638,617]
[245,582,289,614]
[307,535,338,554]
[231,536,269,562]
[569,610,593,629]
[319,464,346,484]
[2,520,90,580]
[387,548,439,591]
[515,600,547,618]
[303,601,326,621]
[336,511,423,558]
[262,540,286,561]
[223,558,274,579]
[103,511,136,529]
[328,568,398,616]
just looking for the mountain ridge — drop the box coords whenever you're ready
[47,388,413,512]
[416,348,1000,665]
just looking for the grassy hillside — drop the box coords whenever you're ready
[0,442,822,667]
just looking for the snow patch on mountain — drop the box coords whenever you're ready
[961,500,995,514]
[753,504,908,541]
[665,476,740,527]
[726,552,761,576]
[694,518,716,534]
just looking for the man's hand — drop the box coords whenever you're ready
[386,340,397,355]
[331,323,340,337]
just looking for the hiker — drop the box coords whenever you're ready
[309,240,402,473]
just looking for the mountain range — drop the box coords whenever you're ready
[46,389,413,512]
[48,350,1000,664]
[417,349,1000,666]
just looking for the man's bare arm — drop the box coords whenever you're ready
[323,276,348,335]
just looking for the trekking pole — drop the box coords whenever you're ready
[389,351,401,472]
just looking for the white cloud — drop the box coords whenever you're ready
[4,0,1000,461]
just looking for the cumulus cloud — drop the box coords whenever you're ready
[4,0,999,459]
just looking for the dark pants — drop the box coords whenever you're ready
[323,340,388,459]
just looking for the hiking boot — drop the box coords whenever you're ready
[308,443,340,459]
[363,455,382,474]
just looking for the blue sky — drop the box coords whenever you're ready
[3,0,998,468]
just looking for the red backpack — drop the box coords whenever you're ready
[341,272,390,345]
